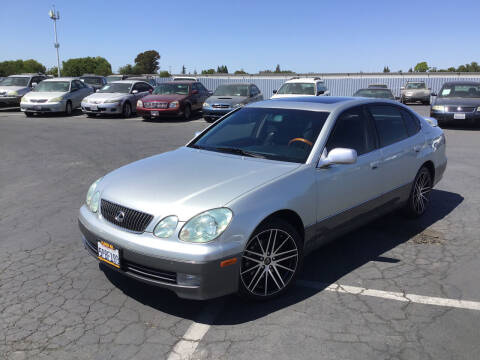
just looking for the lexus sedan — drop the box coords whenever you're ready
[81,80,153,117]
[20,77,93,116]
[430,81,480,126]
[203,83,263,122]
[79,97,447,300]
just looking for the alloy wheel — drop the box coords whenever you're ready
[412,170,431,214]
[240,228,299,297]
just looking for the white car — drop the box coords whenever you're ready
[271,77,330,99]
[21,77,93,116]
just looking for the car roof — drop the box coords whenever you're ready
[284,77,324,83]
[111,80,141,84]
[8,74,38,77]
[43,77,77,82]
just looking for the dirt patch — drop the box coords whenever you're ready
[410,228,445,244]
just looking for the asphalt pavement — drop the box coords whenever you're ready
[1,106,479,360]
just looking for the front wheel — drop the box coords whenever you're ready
[24,112,33,117]
[403,166,433,218]
[183,104,191,120]
[239,219,303,300]
[122,102,132,118]
[65,101,73,116]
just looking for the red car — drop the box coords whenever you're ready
[137,81,210,120]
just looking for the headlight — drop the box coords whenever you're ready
[179,208,233,243]
[153,216,178,238]
[202,102,210,108]
[432,105,445,112]
[49,96,64,102]
[21,97,29,103]
[7,90,18,96]
[169,101,179,108]
[137,100,143,108]
[90,191,100,213]
[104,99,122,104]
[86,177,102,210]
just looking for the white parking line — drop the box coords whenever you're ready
[167,302,223,360]
[298,280,480,311]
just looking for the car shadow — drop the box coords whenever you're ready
[141,111,204,123]
[101,189,463,325]
[25,108,84,118]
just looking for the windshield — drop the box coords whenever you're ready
[406,83,426,89]
[214,84,249,97]
[34,81,70,92]
[438,83,480,98]
[190,107,329,163]
[277,83,315,95]
[98,83,131,94]
[153,83,189,95]
[106,76,122,83]
[81,77,103,85]
[368,84,387,88]
[0,77,30,87]
[354,89,394,99]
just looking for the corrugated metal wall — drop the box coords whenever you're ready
[155,74,480,98]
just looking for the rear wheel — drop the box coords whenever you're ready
[239,219,303,300]
[403,166,433,218]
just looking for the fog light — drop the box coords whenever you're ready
[177,273,201,286]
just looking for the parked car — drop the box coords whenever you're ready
[173,76,198,82]
[137,81,210,120]
[80,74,107,92]
[401,81,431,104]
[368,84,388,88]
[203,83,263,122]
[430,81,480,126]
[126,76,157,87]
[106,75,128,83]
[0,74,47,106]
[20,77,93,116]
[81,80,153,118]
[353,87,396,100]
[79,96,446,300]
[271,77,329,98]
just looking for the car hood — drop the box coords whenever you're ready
[0,85,28,93]
[271,94,314,99]
[206,95,248,106]
[84,92,127,102]
[23,91,67,100]
[141,94,187,102]
[99,147,299,221]
[433,97,480,106]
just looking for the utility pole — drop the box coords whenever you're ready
[49,6,61,77]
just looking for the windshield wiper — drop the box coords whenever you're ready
[213,147,266,158]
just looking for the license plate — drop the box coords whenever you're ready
[151,111,159,116]
[454,113,465,119]
[97,241,120,268]
[90,105,98,110]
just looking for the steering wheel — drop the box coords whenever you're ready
[288,138,313,147]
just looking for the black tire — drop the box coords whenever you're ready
[122,102,132,118]
[403,166,433,218]
[423,100,430,105]
[142,115,151,121]
[86,113,96,118]
[24,112,33,117]
[183,104,191,120]
[239,218,303,301]
[204,116,215,123]
[65,101,73,116]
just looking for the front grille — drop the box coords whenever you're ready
[144,101,168,109]
[212,104,230,109]
[446,106,475,113]
[30,99,48,103]
[101,199,153,233]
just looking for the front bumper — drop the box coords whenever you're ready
[430,111,480,124]
[202,108,232,120]
[137,107,182,118]
[21,101,65,113]
[82,102,122,114]
[0,95,22,106]
[402,94,430,103]
[78,206,241,300]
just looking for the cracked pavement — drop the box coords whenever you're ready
[1,106,479,359]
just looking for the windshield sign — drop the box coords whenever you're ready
[277,83,315,95]
[154,83,190,95]
[34,81,70,92]
[214,85,249,97]
[191,107,329,163]
[0,77,30,87]
[439,84,480,98]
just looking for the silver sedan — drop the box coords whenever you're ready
[78,97,447,300]
[81,80,153,117]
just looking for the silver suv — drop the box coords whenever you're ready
[401,81,431,105]
[0,74,47,106]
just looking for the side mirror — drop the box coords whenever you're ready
[149,89,153,93]
[400,87,405,90]
[431,92,437,97]
[192,89,199,94]
[132,90,139,94]
[31,82,37,88]
[272,89,277,94]
[318,148,357,168]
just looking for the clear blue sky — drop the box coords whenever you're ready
[1,0,478,74]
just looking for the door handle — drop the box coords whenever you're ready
[370,161,379,170]
[413,145,422,153]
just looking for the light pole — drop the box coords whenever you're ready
[49,6,61,77]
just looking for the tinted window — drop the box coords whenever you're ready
[400,109,421,136]
[326,106,376,156]
[368,105,408,147]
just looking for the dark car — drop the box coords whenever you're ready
[430,81,480,126]
[202,83,263,123]
[368,84,388,88]
[136,81,210,120]
[353,88,396,100]
[80,75,107,92]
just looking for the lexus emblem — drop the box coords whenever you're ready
[114,211,126,223]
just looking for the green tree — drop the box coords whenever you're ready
[216,65,228,73]
[201,69,215,75]
[414,61,429,72]
[0,59,46,76]
[383,66,390,73]
[46,67,58,76]
[134,50,160,74]
[62,57,112,76]
[159,71,171,77]
[234,69,248,75]
[447,67,456,72]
